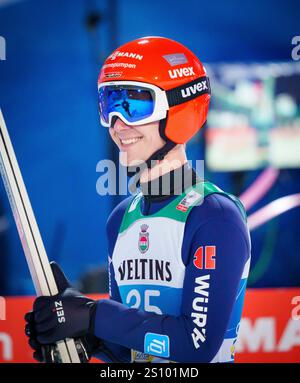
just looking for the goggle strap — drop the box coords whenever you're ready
[166,76,211,107]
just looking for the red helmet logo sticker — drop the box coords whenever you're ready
[109,51,143,61]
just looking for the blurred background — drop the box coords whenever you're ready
[0,0,300,362]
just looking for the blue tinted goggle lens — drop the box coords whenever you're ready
[98,85,155,125]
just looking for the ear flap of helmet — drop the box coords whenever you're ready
[164,94,210,144]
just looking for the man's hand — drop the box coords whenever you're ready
[25,312,103,363]
[24,262,101,362]
[25,310,54,362]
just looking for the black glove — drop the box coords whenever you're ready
[32,262,96,344]
[25,310,50,362]
[25,312,103,363]
[24,262,102,362]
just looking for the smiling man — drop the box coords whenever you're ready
[25,36,251,363]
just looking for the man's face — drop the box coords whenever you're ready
[109,118,165,166]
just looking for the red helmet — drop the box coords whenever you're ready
[98,36,210,168]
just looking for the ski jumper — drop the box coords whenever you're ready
[94,170,251,363]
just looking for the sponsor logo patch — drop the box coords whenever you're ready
[109,51,143,61]
[102,62,136,70]
[118,258,172,282]
[193,246,216,270]
[144,333,170,358]
[54,300,66,324]
[181,80,208,98]
[105,72,122,78]
[191,275,210,349]
[168,66,195,79]
[163,53,188,66]
[132,350,155,362]
[176,190,202,212]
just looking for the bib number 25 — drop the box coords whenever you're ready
[126,289,162,314]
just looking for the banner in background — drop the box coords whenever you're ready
[235,288,300,362]
[0,289,299,363]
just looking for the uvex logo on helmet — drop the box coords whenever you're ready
[181,79,208,99]
[168,66,195,79]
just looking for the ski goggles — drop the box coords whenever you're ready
[98,81,168,127]
[98,78,210,127]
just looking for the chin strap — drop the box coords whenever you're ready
[111,114,177,179]
[126,116,176,179]
[145,116,176,168]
